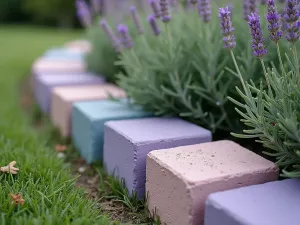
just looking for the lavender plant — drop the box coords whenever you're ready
[79,0,149,82]
[221,0,300,177]
[116,0,286,133]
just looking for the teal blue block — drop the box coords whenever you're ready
[72,99,153,164]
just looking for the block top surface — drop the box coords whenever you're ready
[105,117,211,144]
[52,84,126,102]
[44,47,84,56]
[37,73,104,85]
[208,179,300,224]
[73,100,151,121]
[148,140,278,184]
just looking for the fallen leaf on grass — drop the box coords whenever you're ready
[10,193,25,206]
[1,161,19,174]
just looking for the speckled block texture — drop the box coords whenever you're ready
[34,73,105,114]
[32,58,86,75]
[205,179,300,225]
[72,100,153,164]
[51,84,126,137]
[43,48,85,61]
[146,140,279,225]
[64,40,92,53]
[104,117,212,199]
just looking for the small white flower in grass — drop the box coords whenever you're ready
[78,166,86,173]
[57,152,65,159]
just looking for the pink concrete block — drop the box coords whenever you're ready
[64,40,92,53]
[51,84,126,137]
[146,140,279,225]
[32,58,86,74]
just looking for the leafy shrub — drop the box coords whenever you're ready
[85,25,121,82]
[22,0,77,27]
[225,0,300,177]
[116,1,286,133]
[0,0,29,22]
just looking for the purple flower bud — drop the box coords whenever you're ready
[218,6,236,49]
[149,0,161,18]
[76,0,92,27]
[266,0,283,43]
[148,15,161,36]
[189,0,198,5]
[284,0,299,43]
[130,6,144,35]
[160,0,171,23]
[117,24,133,49]
[100,19,121,52]
[197,0,212,22]
[248,13,267,58]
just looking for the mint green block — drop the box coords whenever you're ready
[72,100,153,164]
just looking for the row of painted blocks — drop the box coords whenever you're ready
[32,41,299,225]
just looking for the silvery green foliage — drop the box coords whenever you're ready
[85,24,121,82]
[228,0,300,177]
[117,3,283,133]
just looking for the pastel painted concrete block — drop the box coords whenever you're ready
[146,140,279,225]
[72,100,153,164]
[205,179,300,225]
[32,58,86,75]
[64,40,92,53]
[34,73,105,114]
[51,84,126,137]
[104,117,212,198]
[43,48,84,61]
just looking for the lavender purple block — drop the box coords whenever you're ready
[103,117,212,198]
[205,179,300,225]
[34,73,105,113]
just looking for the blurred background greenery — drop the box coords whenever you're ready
[0,0,79,28]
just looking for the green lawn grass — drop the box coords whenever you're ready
[0,25,117,225]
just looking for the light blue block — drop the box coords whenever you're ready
[43,48,84,60]
[72,100,153,164]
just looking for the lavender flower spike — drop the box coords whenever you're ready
[160,0,171,22]
[284,0,299,43]
[100,19,121,52]
[117,24,133,49]
[197,0,212,23]
[266,0,282,43]
[248,13,267,58]
[218,7,236,49]
[148,15,161,36]
[130,6,144,35]
[76,0,92,27]
[243,0,249,21]
[149,0,161,18]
